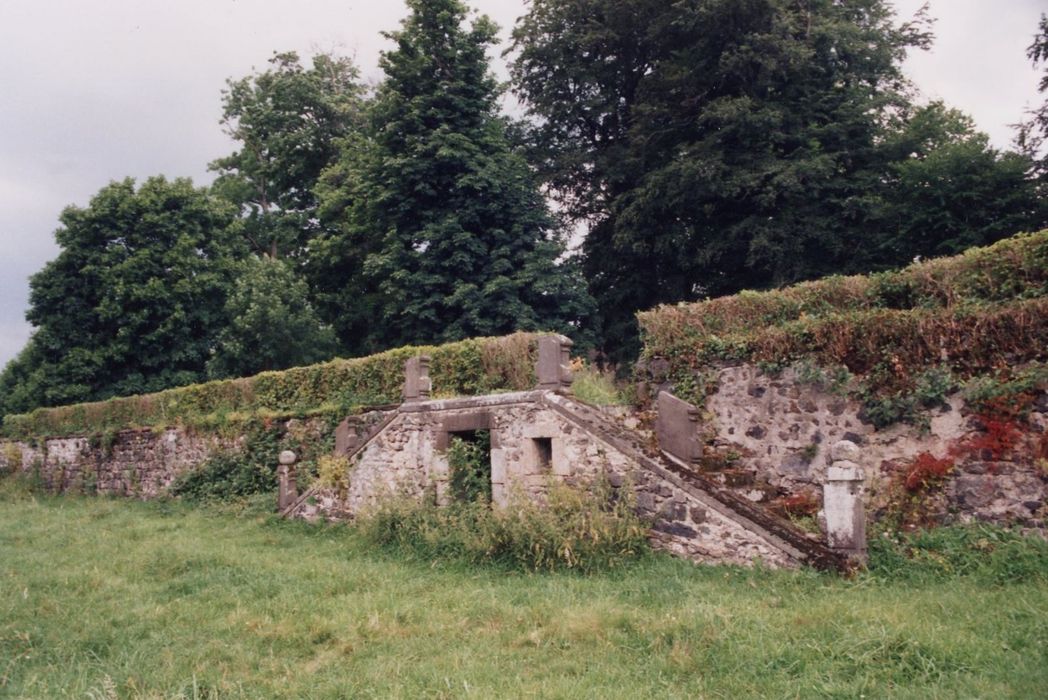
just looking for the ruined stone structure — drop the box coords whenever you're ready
[284,388,843,569]
[279,336,847,570]
[11,333,1040,570]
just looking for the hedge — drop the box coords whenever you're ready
[637,231,1048,399]
[638,230,1048,343]
[2,333,540,440]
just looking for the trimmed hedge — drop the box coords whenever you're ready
[639,230,1048,344]
[638,231,1048,400]
[2,333,539,439]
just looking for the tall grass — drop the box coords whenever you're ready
[357,480,649,573]
[1,490,1046,697]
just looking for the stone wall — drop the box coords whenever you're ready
[701,364,1048,529]
[288,391,838,569]
[0,428,228,498]
[0,416,340,499]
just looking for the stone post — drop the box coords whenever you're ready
[403,355,432,403]
[536,335,573,393]
[277,450,298,511]
[822,440,867,563]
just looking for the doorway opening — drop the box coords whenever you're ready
[447,429,491,504]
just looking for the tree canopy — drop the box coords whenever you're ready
[210,51,365,259]
[207,256,338,379]
[510,0,1046,360]
[324,0,594,350]
[0,177,240,415]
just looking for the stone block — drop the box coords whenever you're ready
[334,418,359,456]
[536,335,573,391]
[830,440,861,463]
[655,391,703,466]
[403,355,432,402]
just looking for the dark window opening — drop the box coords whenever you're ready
[533,437,552,471]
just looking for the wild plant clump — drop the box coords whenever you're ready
[356,477,650,573]
[446,432,491,504]
[867,524,1048,585]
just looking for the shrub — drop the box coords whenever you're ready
[171,425,283,501]
[356,477,650,573]
[903,453,955,493]
[315,455,352,493]
[571,365,629,405]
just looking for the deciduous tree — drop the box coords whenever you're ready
[0,177,240,414]
[207,256,338,378]
[210,51,365,260]
[510,0,930,359]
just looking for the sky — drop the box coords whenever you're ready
[0,0,1044,369]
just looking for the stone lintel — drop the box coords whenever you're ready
[399,390,545,413]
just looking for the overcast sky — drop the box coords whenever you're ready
[0,0,1044,368]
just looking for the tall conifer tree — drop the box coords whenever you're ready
[343,0,593,349]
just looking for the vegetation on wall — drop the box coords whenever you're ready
[1,332,540,441]
[447,432,492,504]
[638,231,1048,419]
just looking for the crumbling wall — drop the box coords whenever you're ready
[289,391,817,569]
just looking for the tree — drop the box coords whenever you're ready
[210,51,365,260]
[510,0,932,359]
[0,177,240,414]
[329,0,594,350]
[207,256,338,378]
[1017,13,1048,173]
[875,103,1047,264]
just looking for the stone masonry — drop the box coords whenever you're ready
[702,364,1048,529]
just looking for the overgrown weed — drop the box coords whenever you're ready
[356,478,650,573]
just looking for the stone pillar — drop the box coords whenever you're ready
[277,450,298,511]
[655,391,703,466]
[822,440,867,563]
[536,335,573,392]
[403,355,432,403]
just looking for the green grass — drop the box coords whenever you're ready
[1,492,1046,698]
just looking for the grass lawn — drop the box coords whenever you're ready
[1,493,1045,698]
